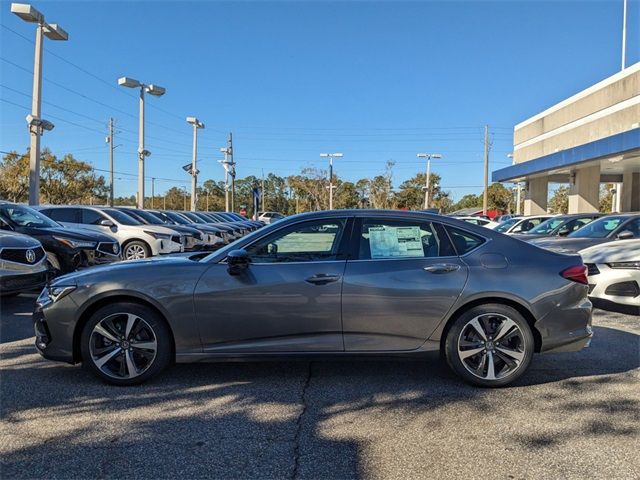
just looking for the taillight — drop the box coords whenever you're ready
[561,265,589,285]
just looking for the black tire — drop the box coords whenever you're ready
[122,240,150,260]
[45,251,62,276]
[80,302,172,385]
[444,304,534,388]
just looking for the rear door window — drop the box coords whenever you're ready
[357,219,455,260]
[445,227,485,255]
[44,208,80,223]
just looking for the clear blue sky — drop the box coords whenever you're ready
[1,0,638,200]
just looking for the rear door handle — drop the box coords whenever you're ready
[423,264,460,274]
[305,274,341,285]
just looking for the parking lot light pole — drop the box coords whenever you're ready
[11,3,68,206]
[320,153,343,210]
[416,153,442,209]
[186,117,204,211]
[118,77,165,209]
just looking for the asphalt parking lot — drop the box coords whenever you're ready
[1,295,638,479]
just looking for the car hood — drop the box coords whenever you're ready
[0,231,42,248]
[530,237,606,253]
[52,255,202,285]
[40,226,117,243]
[580,239,640,264]
[137,225,181,236]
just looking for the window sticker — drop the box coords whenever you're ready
[368,226,424,258]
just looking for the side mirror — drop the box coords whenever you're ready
[557,227,571,236]
[227,249,251,275]
[616,230,634,240]
[100,219,114,227]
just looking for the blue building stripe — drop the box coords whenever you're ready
[492,128,640,182]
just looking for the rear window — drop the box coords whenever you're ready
[445,227,485,255]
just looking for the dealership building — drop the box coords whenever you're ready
[492,62,640,214]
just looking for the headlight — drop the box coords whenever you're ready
[53,236,97,249]
[36,285,76,306]
[143,230,172,240]
[608,261,640,270]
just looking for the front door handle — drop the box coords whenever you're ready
[305,274,341,285]
[423,264,460,274]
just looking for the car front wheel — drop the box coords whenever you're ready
[80,303,172,385]
[444,304,534,387]
[123,241,150,260]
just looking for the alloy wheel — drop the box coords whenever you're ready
[124,244,146,260]
[89,313,157,380]
[457,313,526,381]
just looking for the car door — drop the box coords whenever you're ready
[342,217,469,351]
[193,217,351,353]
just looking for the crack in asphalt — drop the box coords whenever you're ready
[291,362,312,480]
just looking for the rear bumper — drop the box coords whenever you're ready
[537,297,593,353]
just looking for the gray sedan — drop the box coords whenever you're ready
[33,210,593,387]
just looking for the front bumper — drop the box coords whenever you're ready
[155,238,184,255]
[1,270,48,295]
[33,291,78,363]
[587,263,640,309]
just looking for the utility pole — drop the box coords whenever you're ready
[219,136,234,212]
[151,177,155,209]
[320,153,343,210]
[163,195,166,210]
[107,118,115,206]
[416,153,442,209]
[229,133,235,212]
[515,183,522,215]
[206,192,209,211]
[483,125,490,216]
[186,117,204,211]
[622,0,628,70]
[261,169,266,213]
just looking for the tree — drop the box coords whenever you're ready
[453,194,481,211]
[367,160,396,209]
[0,149,108,204]
[548,186,569,214]
[395,172,449,211]
[485,183,512,211]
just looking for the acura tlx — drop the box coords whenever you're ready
[33,210,592,387]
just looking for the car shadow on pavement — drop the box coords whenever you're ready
[2,327,639,478]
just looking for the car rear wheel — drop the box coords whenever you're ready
[123,241,150,260]
[80,303,172,385]
[444,304,534,387]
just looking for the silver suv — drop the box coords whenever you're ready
[39,206,184,260]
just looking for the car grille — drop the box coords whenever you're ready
[171,235,182,245]
[96,242,120,255]
[0,246,45,265]
[585,263,600,276]
[1,271,48,291]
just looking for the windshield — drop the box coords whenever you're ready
[181,212,205,223]
[102,208,143,226]
[162,211,189,224]
[568,216,624,238]
[528,218,565,234]
[125,209,164,225]
[0,205,60,228]
[494,218,519,233]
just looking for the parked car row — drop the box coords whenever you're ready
[0,201,266,296]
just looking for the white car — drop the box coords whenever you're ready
[580,239,640,315]
[258,211,285,224]
[493,215,554,235]
[455,216,501,229]
[39,206,184,260]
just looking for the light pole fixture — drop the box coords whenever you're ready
[11,3,68,206]
[118,76,165,209]
[320,152,343,210]
[416,153,442,209]
[186,116,204,211]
